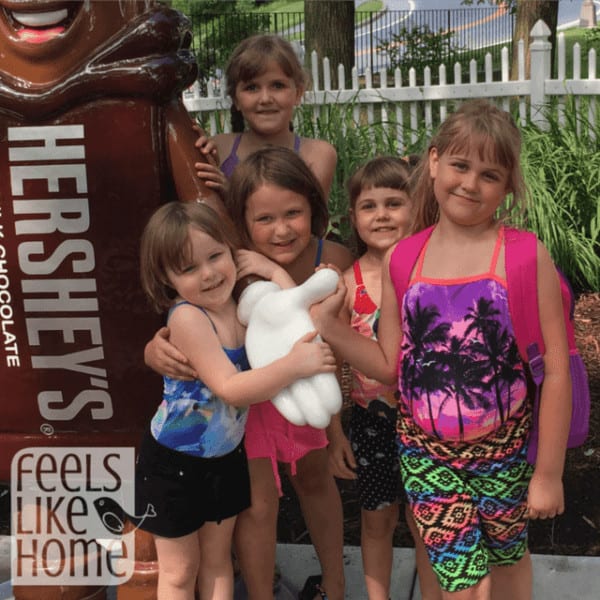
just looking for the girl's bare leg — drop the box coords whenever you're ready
[441,576,491,600]
[361,503,398,600]
[405,505,443,600]
[197,517,237,600]
[287,448,345,600]
[490,551,532,600]
[234,458,280,600]
[154,532,200,600]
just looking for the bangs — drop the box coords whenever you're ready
[159,227,192,275]
[446,128,515,171]
[235,47,296,83]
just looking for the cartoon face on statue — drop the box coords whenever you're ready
[237,268,343,429]
[0,0,221,479]
[0,1,152,86]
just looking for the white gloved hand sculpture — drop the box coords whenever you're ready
[237,268,342,429]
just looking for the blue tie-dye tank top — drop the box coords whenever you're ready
[397,226,527,442]
[150,302,250,457]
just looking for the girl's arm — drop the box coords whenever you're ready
[236,249,296,289]
[320,239,353,273]
[144,327,197,380]
[144,253,293,380]
[316,248,401,384]
[301,139,337,199]
[527,241,572,520]
[326,267,358,480]
[171,304,337,408]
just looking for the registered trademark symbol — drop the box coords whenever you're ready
[40,423,54,436]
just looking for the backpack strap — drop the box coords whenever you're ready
[389,225,435,310]
[504,227,545,387]
[505,227,550,464]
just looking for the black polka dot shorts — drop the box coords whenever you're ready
[349,401,401,511]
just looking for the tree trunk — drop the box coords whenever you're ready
[511,0,558,79]
[304,0,355,88]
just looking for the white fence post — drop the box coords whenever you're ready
[529,19,552,129]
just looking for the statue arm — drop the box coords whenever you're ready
[164,98,225,214]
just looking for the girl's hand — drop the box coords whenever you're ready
[193,128,227,192]
[289,331,337,377]
[193,128,220,166]
[236,249,280,281]
[327,419,357,480]
[144,326,198,380]
[526,470,565,520]
[195,161,228,194]
[310,275,347,332]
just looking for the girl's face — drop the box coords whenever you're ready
[166,227,237,311]
[245,183,312,266]
[233,60,303,136]
[351,186,412,253]
[429,145,510,228]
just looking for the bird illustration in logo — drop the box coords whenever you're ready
[93,497,156,535]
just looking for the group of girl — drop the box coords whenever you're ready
[136,32,572,600]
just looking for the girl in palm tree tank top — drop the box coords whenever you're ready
[395,226,534,593]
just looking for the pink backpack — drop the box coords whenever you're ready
[390,225,590,465]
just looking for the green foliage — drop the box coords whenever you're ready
[174,0,271,79]
[356,0,384,13]
[376,25,464,83]
[583,24,600,54]
[194,13,270,79]
[292,98,599,292]
[513,99,600,292]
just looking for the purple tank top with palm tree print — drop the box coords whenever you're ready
[398,228,528,442]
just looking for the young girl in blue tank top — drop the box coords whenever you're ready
[316,100,571,600]
[193,34,337,202]
[137,201,337,600]
[145,148,352,600]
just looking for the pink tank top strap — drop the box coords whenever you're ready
[488,225,504,276]
[412,224,505,282]
[412,236,429,282]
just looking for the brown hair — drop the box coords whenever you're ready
[225,146,329,249]
[410,99,526,233]
[140,201,240,312]
[347,156,412,208]
[347,156,413,255]
[225,35,308,132]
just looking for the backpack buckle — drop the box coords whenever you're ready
[527,343,545,384]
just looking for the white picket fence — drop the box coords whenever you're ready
[183,21,599,154]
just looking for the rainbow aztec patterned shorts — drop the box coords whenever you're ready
[398,407,533,592]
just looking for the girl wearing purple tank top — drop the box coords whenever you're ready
[316,100,571,600]
[146,148,352,600]
[193,34,336,202]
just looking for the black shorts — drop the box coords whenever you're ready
[349,402,401,511]
[134,430,251,538]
